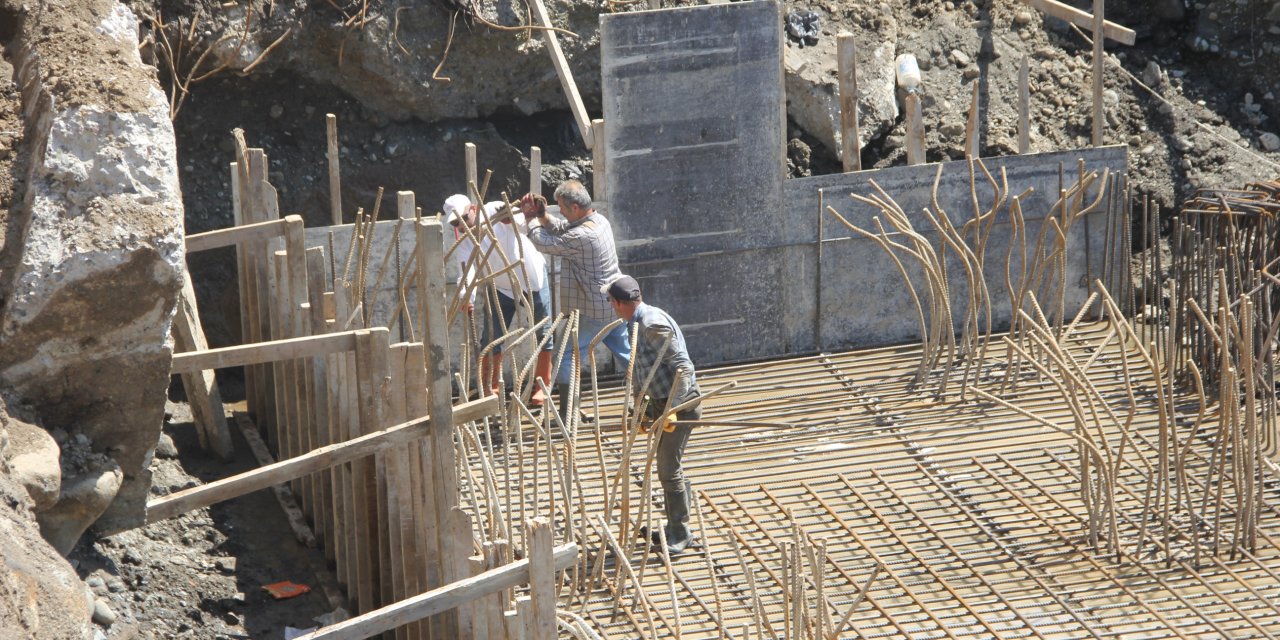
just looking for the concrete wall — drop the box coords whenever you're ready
[599,0,1128,367]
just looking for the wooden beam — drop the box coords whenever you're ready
[328,114,343,226]
[171,331,360,375]
[187,218,287,254]
[143,396,499,524]
[529,146,542,196]
[1020,0,1134,46]
[965,82,980,160]
[173,271,234,458]
[233,412,316,547]
[591,119,606,200]
[294,543,578,640]
[526,519,555,640]
[1091,0,1105,147]
[836,32,861,172]
[1018,56,1030,154]
[529,0,594,149]
[465,143,479,206]
[904,92,925,166]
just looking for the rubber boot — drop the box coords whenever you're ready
[555,383,572,427]
[661,480,694,554]
[529,351,554,407]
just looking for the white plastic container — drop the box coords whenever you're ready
[895,54,922,93]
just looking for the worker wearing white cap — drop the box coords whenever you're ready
[443,195,555,406]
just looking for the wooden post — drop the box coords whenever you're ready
[403,342,436,640]
[386,344,414,640]
[285,216,314,524]
[270,251,291,457]
[173,271,234,459]
[354,327,392,613]
[230,160,257,417]
[905,92,925,165]
[328,114,342,226]
[333,286,357,598]
[836,32,861,172]
[417,218,466,635]
[591,119,606,201]
[965,82,980,160]
[246,149,279,433]
[1018,56,1030,154]
[529,147,542,196]
[529,0,594,149]
[465,143,479,205]
[305,247,336,562]
[1091,0,1105,147]
[526,518,555,640]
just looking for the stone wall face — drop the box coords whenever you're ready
[0,0,185,532]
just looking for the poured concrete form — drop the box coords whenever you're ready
[599,0,1127,366]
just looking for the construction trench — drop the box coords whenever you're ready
[8,0,1278,638]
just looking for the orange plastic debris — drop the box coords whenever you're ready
[263,581,311,600]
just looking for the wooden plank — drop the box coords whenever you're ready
[965,81,980,160]
[285,218,316,533]
[173,271,234,458]
[466,143,479,206]
[232,412,316,548]
[305,247,337,562]
[417,216,467,636]
[269,251,290,456]
[386,343,411,640]
[836,32,861,172]
[355,328,390,614]
[468,555,491,640]
[328,114,343,226]
[1091,0,1105,147]
[403,343,438,640]
[529,147,541,196]
[1020,0,1135,45]
[293,543,578,640]
[333,286,357,599]
[143,395,498,524]
[529,0,594,149]
[231,160,259,423]
[171,331,360,374]
[186,218,287,254]
[905,92,925,165]
[591,119,606,199]
[247,148,279,433]
[525,519,555,640]
[1018,56,1030,154]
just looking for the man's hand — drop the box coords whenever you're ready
[519,193,547,219]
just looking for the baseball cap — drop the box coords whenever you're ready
[601,275,642,302]
[442,194,472,225]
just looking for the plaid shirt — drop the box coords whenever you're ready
[527,212,620,322]
[631,302,700,407]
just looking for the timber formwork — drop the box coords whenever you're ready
[460,320,1280,639]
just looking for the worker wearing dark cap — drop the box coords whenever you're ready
[603,275,701,554]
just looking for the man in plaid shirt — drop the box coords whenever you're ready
[604,275,701,554]
[519,181,632,417]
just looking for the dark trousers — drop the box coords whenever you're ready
[654,403,700,533]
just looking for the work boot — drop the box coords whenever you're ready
[659,483,694,554]
[529,351,554,407]
[478,352,504,396]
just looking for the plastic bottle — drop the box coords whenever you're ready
[895,54,922,93]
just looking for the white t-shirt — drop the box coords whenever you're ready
[455,201,548,302]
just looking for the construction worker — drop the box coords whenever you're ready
[444,195,555,406]
[519,181,631,421]
[603,275,701,554]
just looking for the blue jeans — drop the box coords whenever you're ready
[556,314,631,384]
[480,280,553,354]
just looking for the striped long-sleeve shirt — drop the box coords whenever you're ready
[527,212,621,322]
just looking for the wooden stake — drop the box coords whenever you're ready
[1091,0,1105,147]
[354,327,392,613]
[305,247,336,562]
[1018,56,1030,154]
[526,518,555,640]
[591,119,606,200]
[965,81,980,159]
[905,92,925,165]
[836,33,861,172]
[327,113,343,225]
[529,146,542,196]
[466,143,479,206]
[173,271,234,458]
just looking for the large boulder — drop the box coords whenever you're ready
[1,408,60,511]
[0,0,185,533]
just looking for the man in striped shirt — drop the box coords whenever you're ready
[519,181,631,418]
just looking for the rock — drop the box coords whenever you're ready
[1,1,183,534]
[215,557,237,574]
[1259,131,1280,152]
[962,67,980,80]
[92,599,117,627]
[783,25,898,158]
[1013,11,1033,26]
[269,104,284,118]
[36,459,124,555]
[154,433,178,459]
[949,49,970,67]
[2,413,61,511]
[122,547,143,565]
[0,472,95,638]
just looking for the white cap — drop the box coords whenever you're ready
[442,194,472,224]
